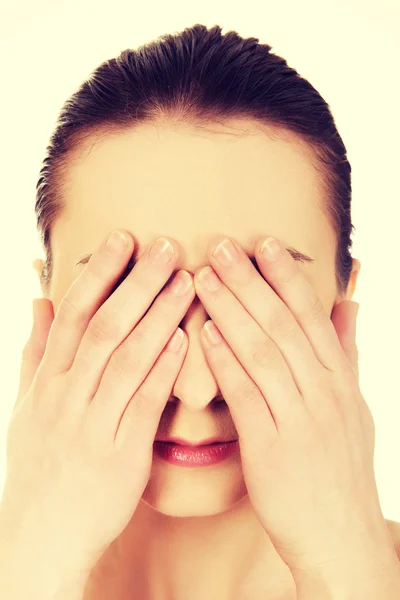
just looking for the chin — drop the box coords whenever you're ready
[140,453,248,517]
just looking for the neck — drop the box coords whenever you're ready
[84,496,295,600]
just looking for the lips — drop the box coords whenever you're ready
[154,436,237,448]
[153,439,240,466]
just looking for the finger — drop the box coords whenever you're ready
[38,229,137,377]
[207,237,322,389]
[114,328,187,453]
[200,320,277,446]
[15,298,54,409]
[86,270,194,437]
[194,266,302,425]
[252,236,348,374]
[67,236,182,406]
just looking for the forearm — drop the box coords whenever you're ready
[293,552,400,600]
[0,543,91,600]
[0,511,92,600]
[0,567,89,600]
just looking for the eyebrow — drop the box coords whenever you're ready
[75,246,314,267]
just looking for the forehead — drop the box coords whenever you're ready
[54,121,336,274]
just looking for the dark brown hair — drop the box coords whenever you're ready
[35,23,354,297]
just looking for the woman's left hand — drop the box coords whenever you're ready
[193,235,395,579]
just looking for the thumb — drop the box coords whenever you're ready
[15,298,54,407]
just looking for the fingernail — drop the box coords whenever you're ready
[149,237,175,263]
[106,230,128,254]
[166,328,184,352]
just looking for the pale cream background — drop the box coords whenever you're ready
[0,0,399,519]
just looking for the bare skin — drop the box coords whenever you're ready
[33,119,400,599]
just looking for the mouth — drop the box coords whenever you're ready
[153,438,240,467]
[154,437,238,448]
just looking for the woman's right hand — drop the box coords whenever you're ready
[0,230,195,572]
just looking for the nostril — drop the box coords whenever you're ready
[178,315,188,329]
[213,395,225,404]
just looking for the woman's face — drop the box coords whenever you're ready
[38,119,359,518]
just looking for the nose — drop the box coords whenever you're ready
[169,296,222,410]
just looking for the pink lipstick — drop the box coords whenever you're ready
[153,439,239,467]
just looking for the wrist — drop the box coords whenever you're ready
[0,502,100,571]
[0,544,91,600]
[0,569,89,600]
[292,556,400,600]
[0,546,90,600]
[0,512,93,600]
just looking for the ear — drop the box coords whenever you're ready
[344,258,361,301]
[32,258,44,280]
[385,520,400,562]
[392,522,400,562]
[330,300,360,380]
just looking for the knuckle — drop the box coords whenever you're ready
[110,339,141,378]
[300,296,325,327]
[57,294,87,330]
[130,352,180,421]
[251,338,277,367]
[130,264,160,295]
[153,292,175,316]
[132,387,158,420]
[209,351,231,373]
[231,377,260,407]
[280,263,299,285]
[87,309,124,346]
[268,306,295,340]
[235,262,257,287]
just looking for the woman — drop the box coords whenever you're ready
[1,23,400,600]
